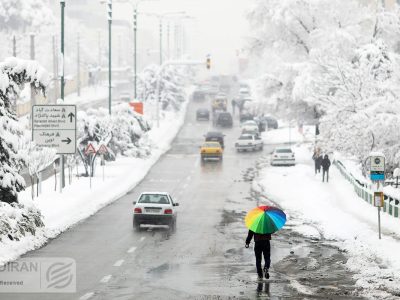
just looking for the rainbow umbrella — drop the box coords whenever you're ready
[245,206,286,234]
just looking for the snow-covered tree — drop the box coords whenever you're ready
[0,57,48,203]
[0,0,54,32]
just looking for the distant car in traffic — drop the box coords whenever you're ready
[196,108,210,121]
[212,95,228,112]
[241,120,259,132]
[200,141,223,162]
[192,90,206,102]
[235,134,263,152]
[239,87,251,98]
[133,192,179,231]
[204,131,225,148]
[271,147,295,166]
[262,116,278,129]
[215,112,233,127]
[239,112,254,123]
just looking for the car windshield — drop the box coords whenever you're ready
[203,142,220,148]
[239,135,252,140]
[138,194,170,204]
[276,149,292,153]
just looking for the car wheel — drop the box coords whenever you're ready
[134,221,141,231]
[170,219,177,232]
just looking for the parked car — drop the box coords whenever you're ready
[261,116,278,129]
[200,141,223,162]
[215,112,233,127]
[196,108,210,121]
[271,147,295,166]
[133,192,179,231]
[204,131,225,148]
[235,134,263,152]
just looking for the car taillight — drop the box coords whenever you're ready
[292,154,295,157]
[216,149,221,153]
[134,207,142,213]
[164,209,173,214]
[274,155,278,158]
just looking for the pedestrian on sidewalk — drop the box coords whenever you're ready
[312,149,322,174]
[245,230,271,280]
[322,154,331,182]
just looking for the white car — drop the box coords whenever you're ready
[241,120,259,134]
[239,87,251,98]
[235,134,263,152]
[133,192,178,231]
[120,92,131,102]
[271,147,296,166]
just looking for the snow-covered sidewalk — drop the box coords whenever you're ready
[0,99,188,265]
[254,139,400,298]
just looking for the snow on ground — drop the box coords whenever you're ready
[254,142,400,298]
[62,84,108,106]
[0,97,189,265]
[261,125,315,145]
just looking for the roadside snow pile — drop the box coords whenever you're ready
[254,144,400,298]
[261,125,315,145]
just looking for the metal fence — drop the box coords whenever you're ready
[335,160,400,219]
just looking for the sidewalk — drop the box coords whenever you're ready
[254,127,400,298]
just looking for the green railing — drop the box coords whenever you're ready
[335,161,399,219]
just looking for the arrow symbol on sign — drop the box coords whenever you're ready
[68,112,75,122]
[61,137,72,144]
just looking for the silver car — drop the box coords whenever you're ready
[271,147,295,166]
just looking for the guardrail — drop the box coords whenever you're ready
[335,160,400,219]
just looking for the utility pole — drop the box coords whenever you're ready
[52,35,59,103]
[166,21,170,60]
[30,33,36,106]
[98,30,102,68]
[107,0,112,115]
[134,6,137,99]
[60,0,66,191]
[12,35,16,57]
[77,32,81,97]
[159,18,162,65]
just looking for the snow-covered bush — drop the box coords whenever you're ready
[137,64,189,111]
[77,104,151,159]
[0,57,48,203]
[0,201,44,242]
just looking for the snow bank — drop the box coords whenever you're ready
[261,125,315,145]
[255,144,400,298]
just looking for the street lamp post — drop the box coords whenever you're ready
[107,0,112,115]
[60,0,66,191]
[134,6,137,99]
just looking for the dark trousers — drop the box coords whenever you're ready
[254,240,271,276]
[322,169,329,182]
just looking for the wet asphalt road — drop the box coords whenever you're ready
[5,98,362,299]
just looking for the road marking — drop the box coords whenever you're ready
[140,236,146,242]
[79,292,94,300]
[127,246,137,253]
[183,183,189,189]
[113,259,124,267]
[100,275,112,283]
[178,190,183,195]
[186,175,192,182]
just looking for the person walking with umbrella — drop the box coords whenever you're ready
[246,230,271,279]
[245,206,286,280]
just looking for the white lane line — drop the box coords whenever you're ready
[100,275,112,283]
[79,292,94,300]
[113,259,124,267]
[186,175,192,182]
[127,246,137,253]
[183,183,189,189]
[140,236,146,242]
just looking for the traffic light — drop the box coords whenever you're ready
[206,55,211,70]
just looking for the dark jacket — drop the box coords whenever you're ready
[246,230,271,245]
[321,156,331,170]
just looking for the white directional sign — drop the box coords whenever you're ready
[32,105,76,154]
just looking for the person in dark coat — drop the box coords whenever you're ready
[245,230,271,280]
[321,154,331,182]
[312,150,322,174]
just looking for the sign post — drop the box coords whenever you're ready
[32,105,77,193]
[97,144,109,181]
[369,155,385,240]
[85,143,96,188]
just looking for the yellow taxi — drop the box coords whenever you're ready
[200,141,223,162]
